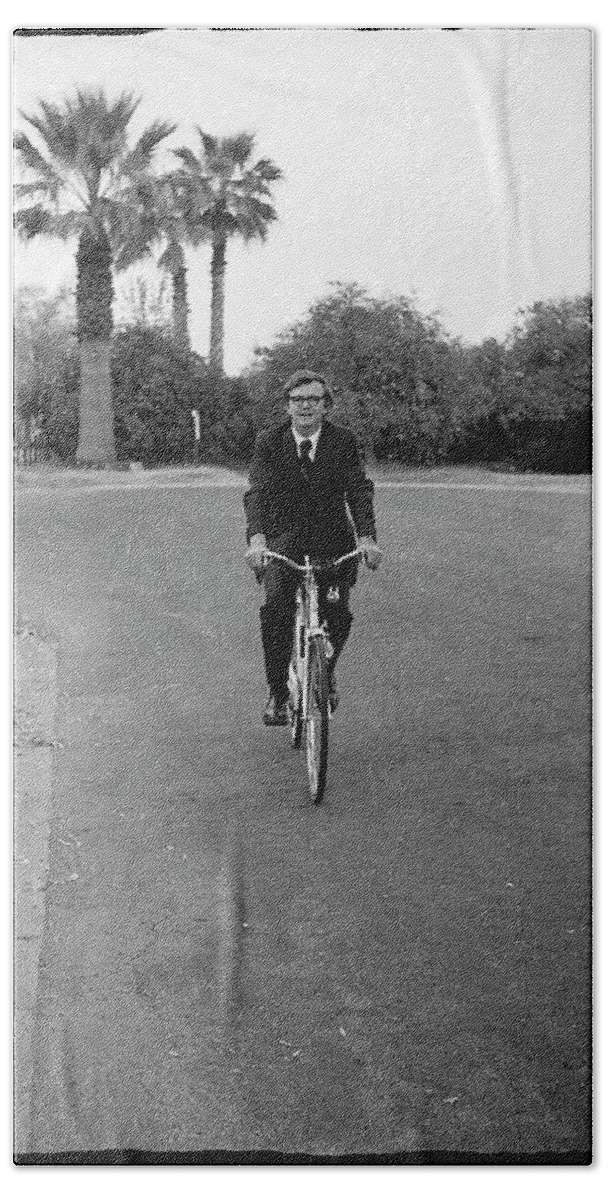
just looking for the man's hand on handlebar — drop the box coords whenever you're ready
[247,535,381,577]
[245,533,267,581]
[357,536,382,571]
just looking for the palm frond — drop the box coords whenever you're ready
[14,204,53,239]
[14,181,53,200]
[223,132,256,167]
[101,194,157,263]
[14,204,83,241]
[52,211,88,239]
[197,130,219,162]
[14,131,58,182]
[22,100,75,163]
[19,89,141,176]
[172,170,216,222]
[73,88,140,147]
[173,146,202,175]
[124,120,176,174]
[232,194,279,241]
[253,158,284,182]
[238,173,272,200]
[114,234,154,272]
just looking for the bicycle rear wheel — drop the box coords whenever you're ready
[306,634,329,804]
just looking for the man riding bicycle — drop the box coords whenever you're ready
[244,369,382,725]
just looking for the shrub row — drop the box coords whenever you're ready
[14,284,591,473]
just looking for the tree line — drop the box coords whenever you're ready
[248,283,591,474]
[15,279,591,474]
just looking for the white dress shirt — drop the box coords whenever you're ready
[291,425,322,462]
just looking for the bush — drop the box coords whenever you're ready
[14,287,80,461]
[201,376,258,464]
[449,297,592,473]
[16,281,591,475]
[496,297,592,473]
[246,284,591,473]
[246,283,456,462]
[111,327,212,465]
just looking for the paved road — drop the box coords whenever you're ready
[14,471,591,1162]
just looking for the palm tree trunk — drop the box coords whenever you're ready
[172,261,190,352]
[209,235,226,376]
[76,339,117,465]
[75,227,117,466]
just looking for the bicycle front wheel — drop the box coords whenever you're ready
[288,659,303,749]
[306,634,329,804]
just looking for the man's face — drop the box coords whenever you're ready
[287,381,328,435]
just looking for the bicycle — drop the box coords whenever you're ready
[262,547,363,804]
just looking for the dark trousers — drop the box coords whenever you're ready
[260,561,353,699]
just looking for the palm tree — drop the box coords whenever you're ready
[159,237,190,352]
[172,131,282,376]
[131,173,198,353]
[14,88,175,465]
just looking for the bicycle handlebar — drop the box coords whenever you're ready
[262,547,363,573]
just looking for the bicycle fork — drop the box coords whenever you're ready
[293,578,333,723]
[308,567,335,669]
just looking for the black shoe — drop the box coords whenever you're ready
[263,692,289,726]
[328,674,340,714]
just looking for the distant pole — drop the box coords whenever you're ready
[191,408,201,465]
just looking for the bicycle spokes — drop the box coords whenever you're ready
[305,635,329,803]
[288,660,303,749]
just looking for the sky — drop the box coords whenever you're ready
[13,25,592,374]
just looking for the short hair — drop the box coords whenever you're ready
[283,369,334,406]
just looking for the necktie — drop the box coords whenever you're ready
[300,438,312,469]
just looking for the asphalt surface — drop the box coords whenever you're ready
[14,468,591,1162]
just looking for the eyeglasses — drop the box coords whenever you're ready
[288,395,326,405]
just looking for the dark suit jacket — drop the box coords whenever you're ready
[243,419,377,579]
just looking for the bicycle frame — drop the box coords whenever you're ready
[292,558,326,725]
[260,546,362,801]
[262,548,361,721]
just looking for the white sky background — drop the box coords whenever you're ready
[13,26,591,374]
